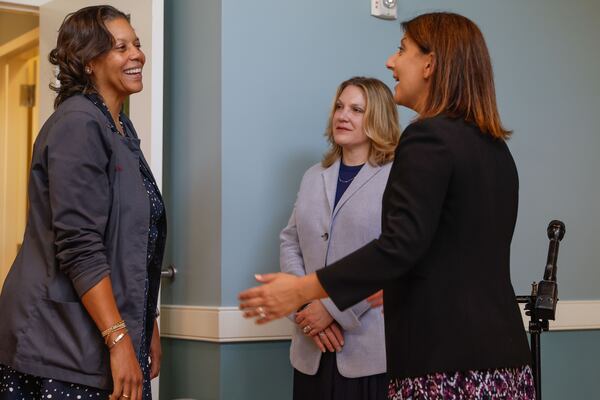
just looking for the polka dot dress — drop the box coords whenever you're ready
[0,365,110,399]
[138,160,165,400]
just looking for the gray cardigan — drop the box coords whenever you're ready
[280,159,389,378]
[0,95,164,390]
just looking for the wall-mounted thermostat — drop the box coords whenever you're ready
[371,0,397,20]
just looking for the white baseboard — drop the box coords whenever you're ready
[160,300,600,343]
[160,305,295,342]
[518,300,600,331]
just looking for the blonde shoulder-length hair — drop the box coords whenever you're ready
[322,77,401,168]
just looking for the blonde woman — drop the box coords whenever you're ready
[279,77,400,400]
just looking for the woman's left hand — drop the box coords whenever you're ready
[295,301,333,336]
[149,319,161,379]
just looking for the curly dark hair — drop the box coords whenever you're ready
[48,5,129,108]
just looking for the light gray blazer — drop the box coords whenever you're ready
[280,158,390,378]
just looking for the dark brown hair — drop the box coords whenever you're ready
[402,12,511,139]
[49,5,129,108]
[322,77,401,167]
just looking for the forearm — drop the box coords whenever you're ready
[81,275,123,333]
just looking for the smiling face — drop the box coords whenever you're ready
[332,85,370,156]
[385,34,434,113]
[88,17,145,102]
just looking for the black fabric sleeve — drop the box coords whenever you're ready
[46,111,112,297]
[316,120,453,310]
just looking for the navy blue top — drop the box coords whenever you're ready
[85,93,164,398]
[334,162,364,208]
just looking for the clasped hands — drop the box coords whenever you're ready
[296,301,344,353]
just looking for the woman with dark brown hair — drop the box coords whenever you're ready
[0,5,164,400]
[240,12,535,399]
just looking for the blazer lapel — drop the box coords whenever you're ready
[322,158,341,216]
[333,162,382,217]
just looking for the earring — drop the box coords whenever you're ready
[85,66,92,74]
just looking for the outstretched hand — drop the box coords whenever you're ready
[239,273,306,323]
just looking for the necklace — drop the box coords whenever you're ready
[338,176,355,184]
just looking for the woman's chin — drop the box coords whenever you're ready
[124,85,143,96]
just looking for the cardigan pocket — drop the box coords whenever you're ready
[19,298,108,376]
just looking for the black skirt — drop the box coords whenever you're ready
[293,352,388,400]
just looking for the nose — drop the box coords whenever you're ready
[130,46,145,62]
[337,107,350,121]
[385,53,396,70]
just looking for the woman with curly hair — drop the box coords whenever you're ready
[0,5,165,400]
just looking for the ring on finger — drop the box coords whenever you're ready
[257,306,267,318]
[303,325,311,334]
[318,331,325,337]
[121,395,130,399]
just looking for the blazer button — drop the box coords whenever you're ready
[321,232,329,241]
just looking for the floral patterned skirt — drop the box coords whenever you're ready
[388,365,535,400]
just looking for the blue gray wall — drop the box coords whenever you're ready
[162,0,600,399]
[220,0,402,306]
[163,0,222,306]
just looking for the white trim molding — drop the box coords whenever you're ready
[518,300,600,331]
[160,305,295,342]
[161,300,600,343]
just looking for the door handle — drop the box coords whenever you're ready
[161,265,177,281]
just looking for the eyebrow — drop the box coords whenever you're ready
[114,36,140,43]
[336,100,365,108]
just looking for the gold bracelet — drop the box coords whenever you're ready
[101,320,127,338]
[103,326,127,345]
[107,329,128,349]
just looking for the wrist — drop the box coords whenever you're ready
[298,273,326,304]
[106,329,129,351]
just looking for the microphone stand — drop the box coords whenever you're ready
[516,220,565,400]
[516,285,548,400]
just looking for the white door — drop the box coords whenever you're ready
[8,1,164,398]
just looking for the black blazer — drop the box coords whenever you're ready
[317,115,531,380]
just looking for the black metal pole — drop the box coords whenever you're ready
[517,294,544,400]
[530,325,542,400]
